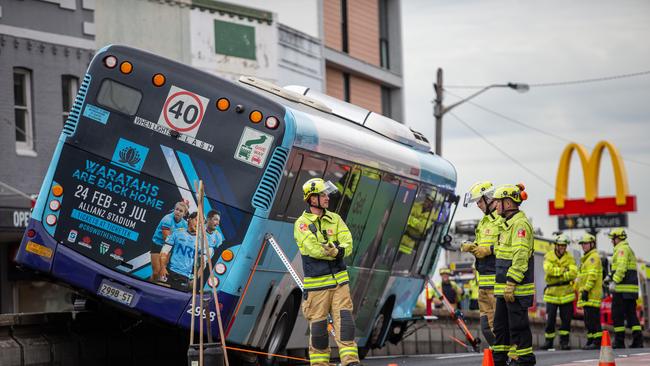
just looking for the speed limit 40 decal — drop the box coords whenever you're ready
[132,85,214,152]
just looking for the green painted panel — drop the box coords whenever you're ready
[214,19,256,60]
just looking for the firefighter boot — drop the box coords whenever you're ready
[560,335,571,350]
[629,331,644,348]
[541,338,554,350]
[613,333,626,349]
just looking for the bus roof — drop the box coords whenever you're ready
[239,79,457,191]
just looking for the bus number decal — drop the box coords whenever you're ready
[158,85,209,138]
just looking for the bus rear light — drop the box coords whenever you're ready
[249,110,263,123]
[215,263,226,275]
[216,98,230,111]
[208,277,219,288]
[120,61,133,74]
[49,200,61,211]
[52,185,63,197]
[152,73,166,87]
[45,215,57,226]
[103,55,117,69]
[265,116,279,130]
[27,229,36,238]
[221,249,234,262]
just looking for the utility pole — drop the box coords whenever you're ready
[432,67,529,157]
[434,68,444,156]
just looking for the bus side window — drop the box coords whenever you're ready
[374,179,417,271]
[271,152,304,219]
[392,185,436,273]
[323,160,353,214]
[340,167,381,260]
[416,191,451,275]
[283,154,327,220]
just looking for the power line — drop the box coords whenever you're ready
[448,112,557,191]
[445,70,650,89]
[444,90,650,168]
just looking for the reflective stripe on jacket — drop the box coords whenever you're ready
[473,213,501,289]
[294,210,353,291]
[494,211,535,299]
[611,241,639,294]
[576,248,602,308]
[543,250,577,304]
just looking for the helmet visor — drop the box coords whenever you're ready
[463,192,473,207]
[322,180,338,196]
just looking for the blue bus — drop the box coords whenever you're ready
[15,45,457,361]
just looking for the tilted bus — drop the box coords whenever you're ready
[15,45,458,362]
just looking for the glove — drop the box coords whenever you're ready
[474,245,492,259]
[335,245,345,260]
[608,281,616,294]
[504,281,516,303]
[581,291,589,302]
[460,242,476,252]
[322,243,338,258]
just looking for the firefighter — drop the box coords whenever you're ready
[460,180,500,346]
[294,178,360,366]
[607,228,643,349]
[491,183,536,366]
[399,193,435,255]
[431,268,464,309]
[541,233,577,350]
[575,233,603,350]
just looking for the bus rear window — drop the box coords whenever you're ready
[97,79,142,116]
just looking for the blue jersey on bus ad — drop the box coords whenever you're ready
[152,212,187,246]
[166,228,217,278]
[206,229,224,249]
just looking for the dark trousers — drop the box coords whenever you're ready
[583,306,602,342]
[493,296,536,366]
[612,293,641,342]
[545,302,573,344]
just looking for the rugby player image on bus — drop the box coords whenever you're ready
[205,210,224,249]
[151,200,189,282]
[160,212,202,290]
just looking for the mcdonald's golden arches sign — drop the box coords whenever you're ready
[548,140,636,216]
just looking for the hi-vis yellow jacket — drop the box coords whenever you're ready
[543,250,577,304]
[575,248,602,308]
[399,202,432,255]
[611,240,639,294]
[294,210,353,291]
[473,213,502,289]
[494,211,535,300]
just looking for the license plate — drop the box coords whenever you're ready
[97,280,135,306]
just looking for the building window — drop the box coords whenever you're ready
[381,86,392,117]
[379,0,390,68]
[62,75,79,125]
[343,73,351,102]
[341,0,349,53]
[14,68,35,154]
[214,20,256,60]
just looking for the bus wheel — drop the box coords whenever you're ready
[259,295,298,366]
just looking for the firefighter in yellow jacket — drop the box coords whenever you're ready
[575,233,602,350]
[608,228,643,349]
[491,184,536,366]
[460,180,501,346]
[541,234,577,350]
[429,268,464,309]
[294,178,360,366]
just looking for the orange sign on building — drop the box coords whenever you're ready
[548,140,636,216]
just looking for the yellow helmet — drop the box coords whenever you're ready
[554,233,570,246]
[578,233,596,244]
[302,178,338,201]
[492,183,528,204]
[463,181,494,207]
[439,268,452,275]
[607,227,627,240]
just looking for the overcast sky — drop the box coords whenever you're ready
[400,0,650,260]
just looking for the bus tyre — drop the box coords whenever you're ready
[259,295,298,366]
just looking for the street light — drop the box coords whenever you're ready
[433,67,529,156]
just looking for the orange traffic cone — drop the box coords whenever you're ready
[598,330,615,366]
[482,348,494,366]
